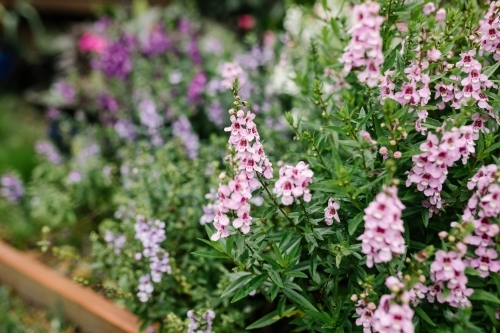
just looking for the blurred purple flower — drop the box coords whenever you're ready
[115,120,136,141]
[55,82,76,103]
[93,35,133,79]
[172,116,199,159]
[68,170,82,184]
[188,40,202,65]
[35,141,62,164]
[98,94,119,113]
[46,108,61,120]
[187,71,207,103]
[143,23,173,56]
[207,101,224,127]
[1,174,24,204]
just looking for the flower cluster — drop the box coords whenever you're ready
[211,107,273,240]
[221,62,247,89]
[187,71,207,104]
[392,59,431,134]
[35,141,62,165]
[134,215,171,301]
[429,248,473,308]
[187,310,216,333]
[324,198,340,225]
[371,277,414,333]
[355,276,415,333]
[0,174,24,204]
[463,165,500,277]
[142,23,172,57]
[172,116,200,160]
[200,188,218,225]
[93,34,134,79]
[435,50,498,122]
[340,1,384,87]
[357,185,406,268]
[406,127,476,215]
[139,100,164,146]
[104,230,126,255]
[476,1,500,61]
[273,161,313,205]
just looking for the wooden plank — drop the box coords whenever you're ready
[0,240,143,333]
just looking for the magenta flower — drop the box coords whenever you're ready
[78,32,107,53]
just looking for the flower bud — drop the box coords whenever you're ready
[393,151,402,159]
[350,294,358,302]
[438,231,448,239]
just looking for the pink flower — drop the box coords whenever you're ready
[423,2,436,15]
[372,294,414,333]
[237,14,256,30]
[324,198,340,225]
[340,2,384,87]
[436,8,446,22]
[274,161,314,205]
[427,48,441,62]
[78,32,107,53]
[456,50,481,73]
[469,247,500,277]
[359,130,377,144]
[357,185,406,268]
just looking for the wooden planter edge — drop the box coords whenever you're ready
[0,240,144,333]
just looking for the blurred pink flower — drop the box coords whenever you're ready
[237,14,256,30]
[78,32,107,53]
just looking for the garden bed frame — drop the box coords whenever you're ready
[0,240,144,333]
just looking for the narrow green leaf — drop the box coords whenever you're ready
[348,212,364,235]
[231,274,267,303]
[483,61,500,78]
[283,288,318,312]
[246,307,294,330]
[421,209,429,228]
[220,274,254,298]
[191,250,227,259]
[267,269,284,288]
[285,270,308,278]
[278,297,286,318]
[414,307,437,327]
[469,289,500,304]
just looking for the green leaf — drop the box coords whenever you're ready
[469,289,500,304]
[478,142,500,160]
[191,250,227,259]
[414,306,437,327]
[348,212,364,235]
[283,288,318,312]
[246,307,294,330]
[285,270,308,278]
[220,274,254,298]
[278,297,286,318]
[421,209,429,228]
[483,61,500,78]
[267,269,284,288]
[231,274,267,303]
[465,267,480,276]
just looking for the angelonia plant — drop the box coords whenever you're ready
[2,0,500,332]
[198,0,500,332]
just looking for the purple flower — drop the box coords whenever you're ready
[137,274,153,302]
[104,230,126,255]
[207,101,224,127]
[35,141,62,165]
[114,119,136,141]
[67,170,82,184]
[98,94,119,113]
[1,174,24,203]
[187,71,207,103]
[143,23,172,56]
[94,35,133,79]
[172,116,199,159]
[55,82,76,103]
